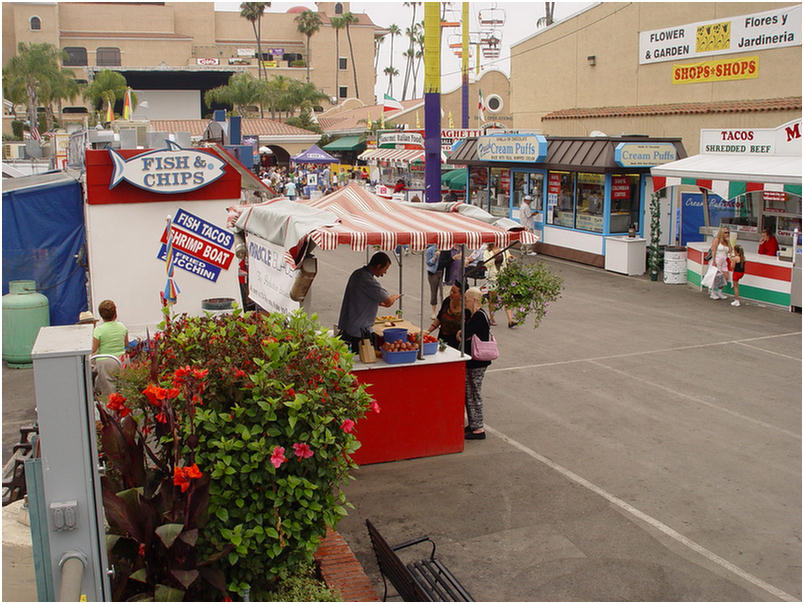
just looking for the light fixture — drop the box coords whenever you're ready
[587,55,596,66]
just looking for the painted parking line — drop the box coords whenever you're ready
[484,424,799,602]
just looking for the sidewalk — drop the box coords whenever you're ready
[3,249,800,601]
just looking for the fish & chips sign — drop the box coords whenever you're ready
[109,141,226,194]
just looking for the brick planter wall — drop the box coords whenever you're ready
[315,529,380,602]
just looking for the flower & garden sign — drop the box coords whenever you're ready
[99,308,374,600]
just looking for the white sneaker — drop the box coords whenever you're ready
[730,300,741,307]
[717,291,728,299]
[709,293,719,300]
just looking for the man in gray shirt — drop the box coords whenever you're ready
[338,252,402,351]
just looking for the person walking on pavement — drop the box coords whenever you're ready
[519,195,537,256]
[705,226,733,300]
[459,287,493,440]
[424,244,444,319]
[284,179,297,201]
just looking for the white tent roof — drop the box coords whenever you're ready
[651,153,801,185]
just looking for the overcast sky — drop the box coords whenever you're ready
[214,2,595,102]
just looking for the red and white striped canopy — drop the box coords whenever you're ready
[300,182,536,254]
[357,148,447,164]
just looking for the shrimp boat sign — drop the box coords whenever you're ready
[108,140,226,194]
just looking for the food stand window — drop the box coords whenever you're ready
[548,172,575,228]
[575,173,605,233]
[469,166,489,211]
[763,191,802,243]
[513,171,544,212]
[489,167,510,217]
[611,174,640,233]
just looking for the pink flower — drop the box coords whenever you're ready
[293,442,314,460]
[340,419,355,433]
[270,446,287,469]
[370,401,381,414]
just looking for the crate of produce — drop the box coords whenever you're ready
[422,341,438,355]
[381,349,418,364]
[383,328,408,343]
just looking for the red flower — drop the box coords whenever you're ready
[138,543,145,557]
[106,393,131,417]
[293,442,314,460]
[142,384,166,407]
[173,464,203,493]
[192,368,209,379]
[340,419,355,434]
[173,366,191,380]
[371,401,381,414]
[155,412,168,424]
[270,446,287,469]
[286,387,295,398]
[166,387,180,400]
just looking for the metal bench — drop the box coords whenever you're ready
[366,519,474,602]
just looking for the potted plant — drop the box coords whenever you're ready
[492,259,563,328]
[102,309,375,600]
[647,192,662,281]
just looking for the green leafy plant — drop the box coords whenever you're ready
[492,260,563,328]
[648,192,662,280]
[98,372,232,601]
[264,562,342,601]
[114,309,375,599]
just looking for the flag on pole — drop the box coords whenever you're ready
[105,100,114,123]
[122,88,133,120]
[415,112,421,129]
[30,125,42,141]
[162,216,180,306]
[448,111,454,128]
[477,89,486,122]
[380,111,385,129]
[383,93,402,112]
[367,111,372,130]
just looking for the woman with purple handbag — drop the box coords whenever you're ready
[459,287,498,440]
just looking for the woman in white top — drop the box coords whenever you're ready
[708,226,733,300]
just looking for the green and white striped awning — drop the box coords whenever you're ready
[650,153,802,199]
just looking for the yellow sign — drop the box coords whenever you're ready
[672,56,758,84]
[262,60,277,68]
[695,21,731,52]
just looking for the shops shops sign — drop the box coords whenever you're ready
[108,141,226,194]
[477,134,547,163]
[615,143,677,167]
[639,4,801,64]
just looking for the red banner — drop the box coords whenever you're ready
[612,176,631,199]
[160,226,234,270]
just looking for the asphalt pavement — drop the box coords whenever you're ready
[3,247,801,601]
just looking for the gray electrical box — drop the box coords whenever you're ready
[31,325,111,601]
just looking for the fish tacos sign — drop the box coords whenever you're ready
[109,141,226,194]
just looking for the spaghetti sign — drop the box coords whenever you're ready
[157,209,234,282]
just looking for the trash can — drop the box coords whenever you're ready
[201,297,235,317]
[663,246,687,284]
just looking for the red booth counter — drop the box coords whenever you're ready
[350,347,467,465]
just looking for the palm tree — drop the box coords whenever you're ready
[261,75,293,119]
[411,32,424,98]
[204,72,264,116]
[342,11,360,99]
[2,42,65,134]
[287,79,329,114]
[240,2,270,80]
[41,68,81,131]
[84,69,128,121]
[385,23,400,97]
[295,10,322,84]
[383,66,399,94]
[537,2,555,27]
[374,33,385,72]
[331,15,346,103]
[401,2,420,99]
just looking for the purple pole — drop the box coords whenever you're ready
[424,4,441,203]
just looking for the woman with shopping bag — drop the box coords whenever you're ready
[701,226,733,300]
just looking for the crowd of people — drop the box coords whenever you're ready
[256,163,370,201]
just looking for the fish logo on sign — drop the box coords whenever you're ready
[108,141,226,194]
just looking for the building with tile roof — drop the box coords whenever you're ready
[2,2,382,122]
[510,2,801,153]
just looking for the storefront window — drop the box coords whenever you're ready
[547,171,574,228]
[761,192,802,243]
[575,173,605,232]
[513,171,544,213]
[469,166,489,211]
[408,163,425,190]
[610,174,640,233]
[489,167,510,217]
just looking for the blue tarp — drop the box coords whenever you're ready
[2,174,87,325]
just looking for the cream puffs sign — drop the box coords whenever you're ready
[108,141,226,194]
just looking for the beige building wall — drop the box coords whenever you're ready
[3,2,378,113]
[511,2,801,148]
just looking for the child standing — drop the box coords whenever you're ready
[729,245,746,307]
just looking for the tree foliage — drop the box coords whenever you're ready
[240,2,270,81]
[295,10,322,84]
[342,12,360,99]
[84,69,129,117]
[2,42,66,133]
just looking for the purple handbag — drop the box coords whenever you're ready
[470,333,499,361]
